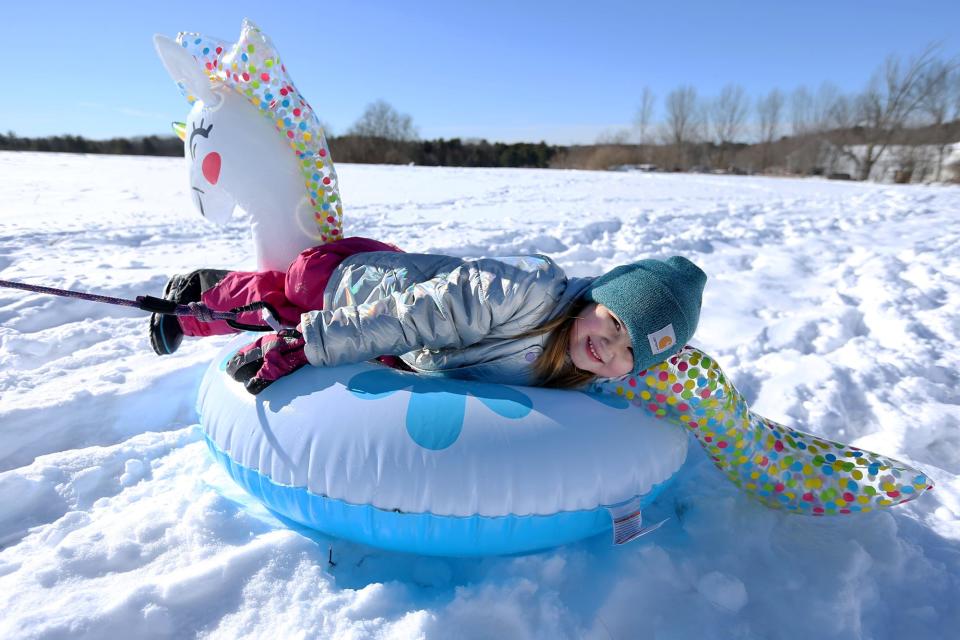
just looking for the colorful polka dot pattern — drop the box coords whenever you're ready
[174,20,342,243]
[589,346,934,515]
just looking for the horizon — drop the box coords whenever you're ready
[6,1,959,145]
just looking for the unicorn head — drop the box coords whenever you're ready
[154,19,343,271]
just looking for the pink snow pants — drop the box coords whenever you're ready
[178,236,403,337]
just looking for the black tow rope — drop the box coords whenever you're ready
[0,278,282,332]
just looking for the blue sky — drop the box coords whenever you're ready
[5,1,958,144]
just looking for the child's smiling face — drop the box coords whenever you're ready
[568,303,634,378]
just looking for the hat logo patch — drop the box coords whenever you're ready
[648,324,676,355]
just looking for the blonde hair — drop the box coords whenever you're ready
[517,297,597,389]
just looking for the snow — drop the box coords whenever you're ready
[1,150,959,638]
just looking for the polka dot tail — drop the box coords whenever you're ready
[589,346,934,515]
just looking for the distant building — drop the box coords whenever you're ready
[608,163,659,172]
[786,139,960,183]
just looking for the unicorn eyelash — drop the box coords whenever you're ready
[189,119,214,160]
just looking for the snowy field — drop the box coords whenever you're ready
[1,150,959,639]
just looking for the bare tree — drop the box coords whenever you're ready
[813,83,843,133]
[838,46,945,180]
[827,92,857,130]
[954,69,960,119]
[785,83,843,175]
[790,86,813,136]
[710,84,749,169]
[663,86,700,169]
[634,86,656,161]
[757,89,784,170]
[348,99,418,141]
[710,84,749,143]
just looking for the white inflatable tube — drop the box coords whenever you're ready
[197,336,687,556]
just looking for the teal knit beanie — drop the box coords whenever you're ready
[583,256,707,375]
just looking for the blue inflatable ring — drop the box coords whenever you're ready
[197,336,687,556]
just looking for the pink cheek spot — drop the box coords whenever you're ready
[202,152,222,185]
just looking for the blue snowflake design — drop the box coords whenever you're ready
[347,368,629,450]
[347,368,533,450]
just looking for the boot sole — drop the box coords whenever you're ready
[149,276,183,356]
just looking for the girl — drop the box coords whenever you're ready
[150,237,707,395]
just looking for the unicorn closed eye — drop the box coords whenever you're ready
[154,18,343,271]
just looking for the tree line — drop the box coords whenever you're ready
[0,130,557,169]
[0,132,184,156]
[610,44,960,182]
[1,99,558,169]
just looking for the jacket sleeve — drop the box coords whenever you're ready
[300,260,547,367]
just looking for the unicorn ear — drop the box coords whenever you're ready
[153,34,222,107]
[240,17,261,32]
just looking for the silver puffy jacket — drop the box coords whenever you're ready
[300,252,594,385]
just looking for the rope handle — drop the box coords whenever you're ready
[1,279,285,333]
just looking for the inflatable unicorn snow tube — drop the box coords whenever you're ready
[155,20,683,555]
[159,20,934,556]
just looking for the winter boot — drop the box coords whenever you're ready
[149,269,230,355]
